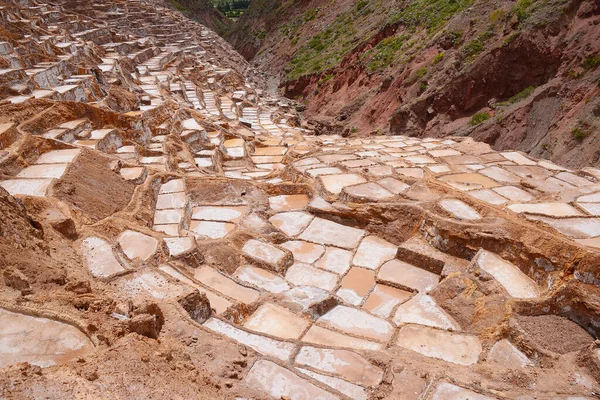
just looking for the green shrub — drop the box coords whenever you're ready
[513,0,534,22]
[418,82,428,93]
[318,74,334,86]
[351,126,358,133]
[366,34,410,72]
[356,0,368,12]
[433,52,444,64]
[511,86,535,102]
[490,9,506,24]
[471,112,490,125]
[583,55,600,70]
[572,127,586,140]
[303,8,318,22]
[463,38,483,58]
[416,67,427,78]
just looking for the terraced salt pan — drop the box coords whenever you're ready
[154,208,183,225]
[363,284,413,318]
[286,263,338,291]
[164,237,195,257]
[439,199,482,221]
[508,202,582,217]
[493,186,534,202]
[295,346,383,386]
[281,240,325,263]
[393,294,459,330]
[118,230,158,261]
[395,325,482,365]
[487,339,532,368]
[318,305,394,343]
[244,303,310,340]
[0,309,93,368]
[245,360,338,400]
[299,218,365,249]
[158,265,232,314]
[115,270,189,300]
[17,163,69,179]
[469,189,507,205]
[268,194,310,211]
[476,251,539,298]
[189,220,235,239]
[204,318,294,361]
[315,246,353,274]
[353,235,397,270]
[242,239,289,272]
[378,259,439,292]
[36,149,81,164]
[80,236,125,278]
[298,368,367,400]
[439,173,499,189]
[191,205,248,222]
[319,173,366,195]
[343,182,394,201]
[337,267,375,305]
[269,211,314,236]
[234,265,290,293]
[156,192,186,209]
[0,178,52,196]
[302,325,383,351]
[430,382,494,400]
[194,266,259,304]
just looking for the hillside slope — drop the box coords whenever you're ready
[227,0,600,168]
[162,0,233,34]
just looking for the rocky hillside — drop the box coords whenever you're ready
[227,0,600,168]
[161,0,233,34]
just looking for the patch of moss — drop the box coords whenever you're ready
[416,67,427,78]
[433,52,444,64]
[471,111,490,126]
[462,29,494,60]
[489,9,506,24]
[317,73,334,86]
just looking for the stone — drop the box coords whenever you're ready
[244,360,338,400]
[164,237,196,257]
[178,290,212,324]
[244,303,310,340]
[353,235,398,270]
[395,325,482,365]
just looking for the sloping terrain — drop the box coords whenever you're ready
[2,1,600,400]
[227,0,600,169]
